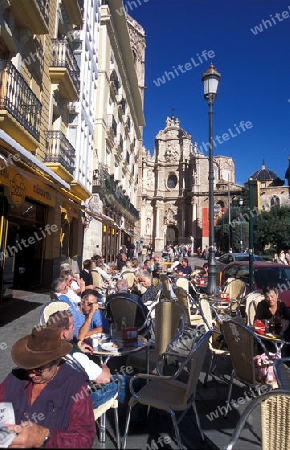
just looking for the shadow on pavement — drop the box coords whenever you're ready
[0,299,43,326]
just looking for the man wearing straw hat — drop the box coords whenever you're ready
[0,326,96,448]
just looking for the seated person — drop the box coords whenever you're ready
[79,259,95,289]
[117,252,127,271]
[60,269,84,304]
[93,258,113,293]
[0,326,95,448]
[52,279,107,339]
[139,273,158,311]
[173,257,193,277]
[47,310,130,409]
[76,289,109,340]
[254,285,290,340]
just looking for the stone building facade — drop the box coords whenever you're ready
[83,0,145,262]
[139,116,242,253]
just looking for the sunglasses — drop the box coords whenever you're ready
[83,301,96,306]
[28,361,56,374]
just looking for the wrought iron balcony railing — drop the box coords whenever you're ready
[45,131,75,175]
[36,0,49,25]
[107,114,117,136]
[0,60,41,141]
[51,39,80,92]
[93,164,139,219]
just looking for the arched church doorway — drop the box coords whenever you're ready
[166,226,178,245]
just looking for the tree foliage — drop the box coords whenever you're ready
[255,206,290,252]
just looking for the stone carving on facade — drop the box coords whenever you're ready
[165,142,179,162]
[164,207,177,225]
[143,169,154,189]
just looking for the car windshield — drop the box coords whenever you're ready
[235,256,249,261]
[254,266,290,289]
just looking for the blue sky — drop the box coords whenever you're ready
[129,0,290,186]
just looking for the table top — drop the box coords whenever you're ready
[93,334,148,358]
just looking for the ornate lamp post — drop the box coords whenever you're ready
[239,198,244,252]
[201,63,221,295]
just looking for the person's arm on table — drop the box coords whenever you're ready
[78,303,102,340]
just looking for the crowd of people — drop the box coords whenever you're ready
[0,244,213,448]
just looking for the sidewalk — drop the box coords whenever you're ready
[0,289,263,449]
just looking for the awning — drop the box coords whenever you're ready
[0,130,70,190]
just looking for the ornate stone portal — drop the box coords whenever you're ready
[138,116,239,253]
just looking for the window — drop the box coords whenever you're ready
[167,174,177,189]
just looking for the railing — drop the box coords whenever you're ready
[36,0,49,26]
[107,114,117,136]
[51,39,80,92]
[0,60,41,141]
[45,131,75,175]
[93,164,139,219]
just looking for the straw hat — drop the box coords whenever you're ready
[11,326,72,370]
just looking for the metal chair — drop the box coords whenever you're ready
[120,271,135,289]
[174,286,204,327]
[123,330,213,450]
[199,297,230,385]
[221,279,246,316]
[224,389,290,450]
[244,291,264,326]
[274,357,290,390]
[106,295,148,333]
[128,299,186,373]
[159,273,175,300]
[39,300,70,325]
[175,277,189,292]
[90,270,102,290]
[222,319,271,415]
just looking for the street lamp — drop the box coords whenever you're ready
[239,198,244,252]
[201,63,221,295]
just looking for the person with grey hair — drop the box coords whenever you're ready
[138,272,158,309]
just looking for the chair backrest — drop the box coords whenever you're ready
[244,291,265,326]
[274,357,290,390]
[223,279,246,300]
[174,286,191,324]
[106,296,147,332]
[199,297,215,330]
[152,277,161,291]
[121,272,135,289]
[222,319,257,385]
[176,277,189,292]
[153,299,185,355]
[185,330,212,400]
[225,389,290,450]
[90,270,101,289]
[39,301,70,325]
[159,274,173,300]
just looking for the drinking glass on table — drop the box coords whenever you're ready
[110,322,117,341]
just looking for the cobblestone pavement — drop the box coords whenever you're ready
[0,274,263,449]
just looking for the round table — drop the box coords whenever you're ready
[93,333,149,367]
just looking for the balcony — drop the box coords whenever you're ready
[0,60,41,149]
[9,0,49,34]
[45,131,75,182]
[92,164,139,220]
[49,39,80,100]
[62,0,83,26]
[107,114,117,137]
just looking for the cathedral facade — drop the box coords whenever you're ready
[138,116,241,253]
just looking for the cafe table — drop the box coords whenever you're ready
[251,328,290,357]
[92,332,149,371]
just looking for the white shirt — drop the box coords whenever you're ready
[68,352,102,380]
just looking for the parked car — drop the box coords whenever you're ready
[221,261,290,307]
[217,252,265,266]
